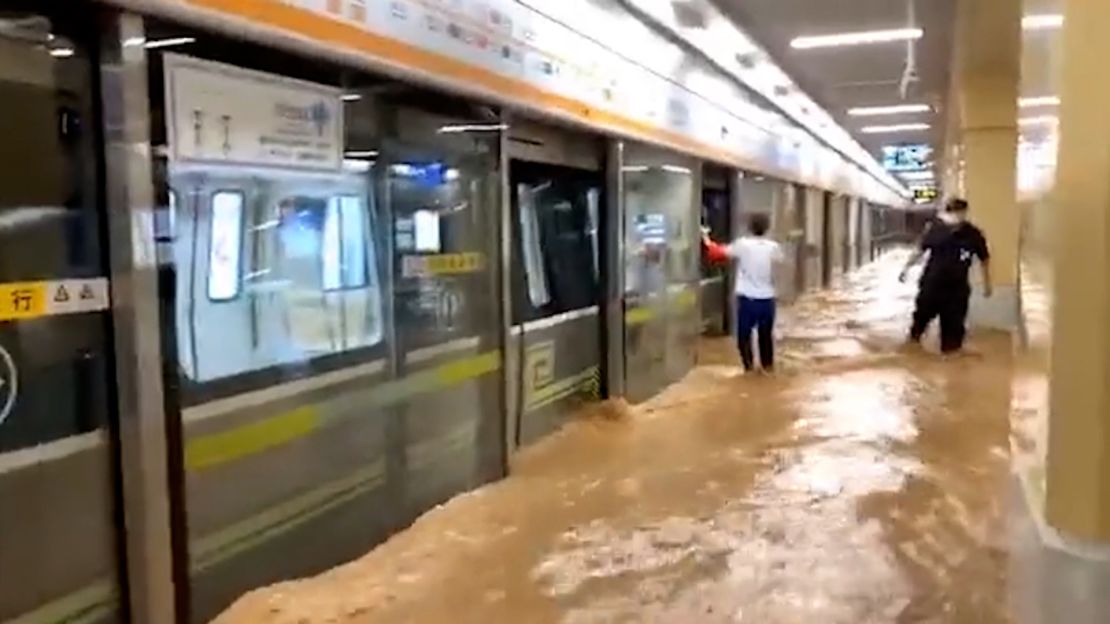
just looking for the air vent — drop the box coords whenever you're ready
[671,1,707,29]
[736,53,758,69]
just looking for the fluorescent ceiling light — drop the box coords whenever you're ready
[344,150,378,158]
[437,123,508,134]
[1020,116,1059,126]
[1023,14,1064,30]
[790,28,923,50]
[662,165,692,174]
[341,93,362,102]
[848,104,931,117]
[49,48,74,58]
[860,123,931,134]
[123,36,146,47]
[899,171,935,181]
[144,37,196,49]
[1019,96,1060,108]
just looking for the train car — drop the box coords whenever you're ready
[0,1,907,622]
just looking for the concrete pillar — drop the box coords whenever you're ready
[948,0,1022,329]
[1045,0,1110,543]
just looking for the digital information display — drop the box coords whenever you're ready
[882,144,933,172]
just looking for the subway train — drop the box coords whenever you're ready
[0,2,913,623]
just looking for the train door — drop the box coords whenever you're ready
[383,104,504,515]
[506,120,604,447]
[170,169,257,381]
[821,191,834,287]
[0,6,126,622]
[771,180,803,303]
[792,183,809,294]
[622,143,700,402]
[700,165,731,335]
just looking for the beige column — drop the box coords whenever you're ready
[948,0,1022,329]
[1045,0,1110,542]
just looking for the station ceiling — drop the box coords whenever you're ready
[714,0,956,179]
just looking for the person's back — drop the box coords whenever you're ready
[919,217,988,290]
[731,235,782,300]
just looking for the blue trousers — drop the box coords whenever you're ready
[737,296,776,371]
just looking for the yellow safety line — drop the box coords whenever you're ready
[185,405,321,471]
[184,350,501,471]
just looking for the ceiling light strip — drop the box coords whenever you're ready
[1022,14,1064,31]
[860,123,931,134]
[791,28,923,50]
[848,104,931,117]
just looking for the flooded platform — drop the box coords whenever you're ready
[213,252,1017,624]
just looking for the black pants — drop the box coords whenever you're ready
[910,282,970,353]
[737,296,775,371]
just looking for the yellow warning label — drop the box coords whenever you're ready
[402,252,485,277]
[0,278,110,323]
[0,282,47,322]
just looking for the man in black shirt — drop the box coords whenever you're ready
[898,198,993,354]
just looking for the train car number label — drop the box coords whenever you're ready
[0,279,110,322]
[0,343,16,425]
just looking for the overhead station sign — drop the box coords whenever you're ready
[882,143,933,173]
[164,53,344,171]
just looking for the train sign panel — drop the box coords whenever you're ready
[164,53,344,171]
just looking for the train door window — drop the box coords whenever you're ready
[323,194,370,290]
[517,182,552,308]
[413,208,440,252]
[509,162,602,323]
[587,187,600,279]
[208,190,244,301]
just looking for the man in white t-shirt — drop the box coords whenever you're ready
[704,213,785,372]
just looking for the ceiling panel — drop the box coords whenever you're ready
[713,0,957,174]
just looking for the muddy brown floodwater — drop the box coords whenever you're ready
[214,251,1015,624]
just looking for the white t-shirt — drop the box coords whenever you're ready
[726,236,784,299]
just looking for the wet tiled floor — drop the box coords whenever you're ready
[214,252,1015,623]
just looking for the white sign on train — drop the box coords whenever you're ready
[163,53,344,171]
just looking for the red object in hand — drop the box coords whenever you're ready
[703,238,729,264]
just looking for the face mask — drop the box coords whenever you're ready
[938,212,959,225]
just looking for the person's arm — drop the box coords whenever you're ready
[980,258,993,297]
[899,222,933,282]
[898,249,926,282]
[977,231,993,297]
[702,236,731,264]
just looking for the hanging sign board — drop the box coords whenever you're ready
[163,53,344,171]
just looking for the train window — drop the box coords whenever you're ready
[323,194,370,290]
[517,182,552,308]
[208,190,244,301]
[413,209,441,252]
[156,189,177,243]
[587,187,600,279]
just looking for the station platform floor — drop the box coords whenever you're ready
[213,252,1029,623]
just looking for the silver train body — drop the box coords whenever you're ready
[0,4,907,623]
